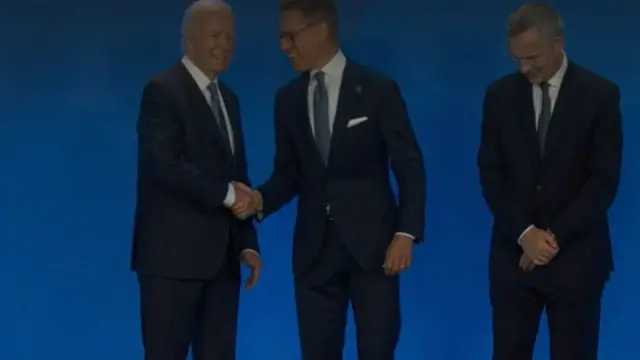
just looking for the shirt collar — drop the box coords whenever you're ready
[310,50,346,80]
[546,52,568,88]
[181,56,217,91]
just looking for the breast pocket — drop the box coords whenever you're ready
[345,116,370,129]
[343,114,376,136]
[342,115,377,150]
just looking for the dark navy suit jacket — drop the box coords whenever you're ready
[131,63,258,279]
[257,60,426,275]
[478,61,622,287]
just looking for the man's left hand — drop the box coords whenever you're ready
[383,234,413,276]
[520,229,559,270]
[532,229,560,266]
[240,251,262,290]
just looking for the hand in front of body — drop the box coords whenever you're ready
[521,227,559,266]
[231,182,262,219]
[519,253,536,271]
[383,234,413,276]
[240,250,262,290]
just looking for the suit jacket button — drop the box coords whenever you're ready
[536,184,542,191]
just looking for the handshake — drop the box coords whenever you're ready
[230,181,263,220]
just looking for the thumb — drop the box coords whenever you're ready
[384,244,393,267]
[244,265,260,289]
[545,229,558,247]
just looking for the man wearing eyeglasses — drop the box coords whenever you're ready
[477,3,622,360]
[231,0,425,359]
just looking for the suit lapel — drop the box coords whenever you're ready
[292,62,362,167]
[542,62,579,159]
[328,61,361,166]
[514,75,540,165]
[178,64,232,160]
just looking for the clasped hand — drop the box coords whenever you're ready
[519,227,559,272]
[230,182,261,219]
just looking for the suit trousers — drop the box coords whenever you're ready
[490,268,605,360]
[137,256,241,360]
[294,220,401,360]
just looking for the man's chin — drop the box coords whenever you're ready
[211,60,230,73]
[288,58,306,72]
[527,75,543,84]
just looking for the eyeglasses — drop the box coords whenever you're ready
[279,21,319,43]
[511,54,544,67]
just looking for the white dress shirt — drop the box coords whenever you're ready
[307,51,346,136]
[518,52,568,244]
[308,51,415,241]
[182,56,237,205]
[181,56,257,256]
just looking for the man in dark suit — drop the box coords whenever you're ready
[131,1,261,359]
[478,3,622,359]
[232,1,426,359]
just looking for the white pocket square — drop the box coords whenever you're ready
[346,116,368,127]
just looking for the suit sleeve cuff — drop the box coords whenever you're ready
[517,225,534,245]
[254,191,264,220]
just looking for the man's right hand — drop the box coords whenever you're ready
[519,253,536,271]
[231,182,262,219]
[520,227,559,266]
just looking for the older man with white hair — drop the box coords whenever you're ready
[130,1,261,359]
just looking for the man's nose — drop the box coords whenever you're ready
[280,38,290,53]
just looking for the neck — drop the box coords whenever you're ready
[311,43,339,71]
[545,52,564,81]
[186,54,217,80]
[552,54,563,73]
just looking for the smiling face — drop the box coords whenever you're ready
[279,9,327,71]
[184,9,235,78]
[508,27,564,84]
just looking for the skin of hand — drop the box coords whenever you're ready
[240,251,261,289]
[383,234,414,276]
[519,253,536,271]
[231,182,260,219]
[521,227,559,266]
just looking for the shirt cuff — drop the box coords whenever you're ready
[240,249,259,257]
[223,183,235,207]
[395,232,415,241]
[517,225,534,245]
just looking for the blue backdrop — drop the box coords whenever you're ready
[1,0,638,359]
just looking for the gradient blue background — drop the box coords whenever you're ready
[1,0,638,359]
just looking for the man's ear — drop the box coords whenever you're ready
[553,36,564,53]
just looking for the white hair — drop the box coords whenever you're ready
[181,0,232,52]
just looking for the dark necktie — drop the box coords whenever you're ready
[537,82,551,155]
[207,83,232,154]
[313,72,330,164]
